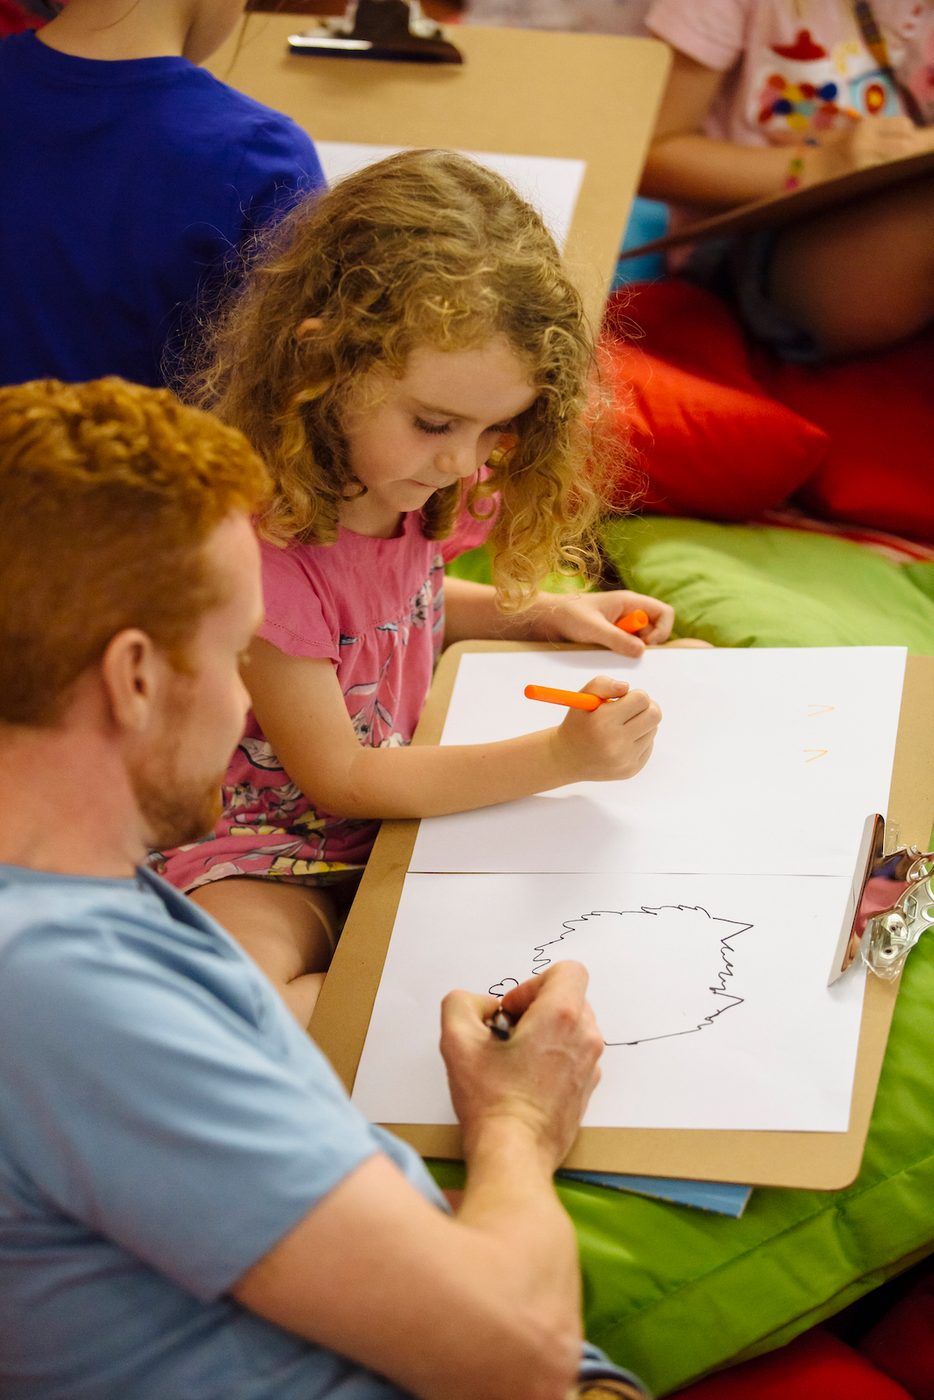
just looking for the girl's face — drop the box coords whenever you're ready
[339,336,537,538]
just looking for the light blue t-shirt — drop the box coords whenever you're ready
[0,863,645,1399]
[0,864,444,1399]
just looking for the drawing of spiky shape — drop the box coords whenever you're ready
[492,905,750,1047]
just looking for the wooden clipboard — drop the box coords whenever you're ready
[208,17,671,325]
[311,645,934,1191]
[619,148,934,260]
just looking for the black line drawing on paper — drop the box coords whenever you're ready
[489,905,751,1047]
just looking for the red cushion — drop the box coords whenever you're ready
[670,1328,913,1400]
[859,1267,934,1400]
[602,282,828,520]
[760,332,934,544]
[0,1,43,35]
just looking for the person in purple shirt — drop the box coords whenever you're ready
[0,0,326,387]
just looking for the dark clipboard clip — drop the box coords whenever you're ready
[828,813,934,984]
[288,0,464,65]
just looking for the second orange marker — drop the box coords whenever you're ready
[615,608,649,634]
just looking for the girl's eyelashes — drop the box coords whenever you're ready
[413,417,453,436]
[413,416,516,437]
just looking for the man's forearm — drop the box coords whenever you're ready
[456,1116,583,1343]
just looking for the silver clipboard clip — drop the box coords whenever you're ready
[828,813,934,984]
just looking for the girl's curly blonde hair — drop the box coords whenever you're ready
[188,147,613,609]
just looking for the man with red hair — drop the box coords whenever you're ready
[0,377,644,1400]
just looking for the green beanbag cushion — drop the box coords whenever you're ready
[600,515,934,653]
[443,519,934,1394]
[430,926,933,1395]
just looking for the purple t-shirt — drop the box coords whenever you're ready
[160,509,490,892]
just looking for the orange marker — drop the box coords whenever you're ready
[524,684,603,712]
[615,608,649,634]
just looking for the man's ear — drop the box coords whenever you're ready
[99,629,166,733]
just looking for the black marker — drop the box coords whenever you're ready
[484,1006,516,1041]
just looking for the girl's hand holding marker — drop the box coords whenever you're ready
[536,675,662,785]
[525,612,661,782]
[521,592,673,659]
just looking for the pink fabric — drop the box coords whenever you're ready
[647,0,934,144]
[758,506,934,564]
[645,0,934,240]
[159,505,494,892]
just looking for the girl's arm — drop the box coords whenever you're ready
[245,637,661,820]
[641,49,795,206]
[641,48,929,208]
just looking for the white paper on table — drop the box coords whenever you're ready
[315,142,585,250]
[351,871,866,1132]
[410,647,906,877]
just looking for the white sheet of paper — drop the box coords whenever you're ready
[315,142,585,250]
[410,647,906,877]
[351,871,866,1132]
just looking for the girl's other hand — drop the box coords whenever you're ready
[532,590,675,657]
[810,115,929,184]
[552,675,661,784]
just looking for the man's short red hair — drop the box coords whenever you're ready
[0,377,270,725]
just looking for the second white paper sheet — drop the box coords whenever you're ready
[316,142,585,251]
[351,871,866,1133]
[410,647,905,877]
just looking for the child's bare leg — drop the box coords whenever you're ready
[767,175,934,359]
[190,877,336,1028]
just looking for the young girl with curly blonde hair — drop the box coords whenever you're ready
[160,148,675,1022]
